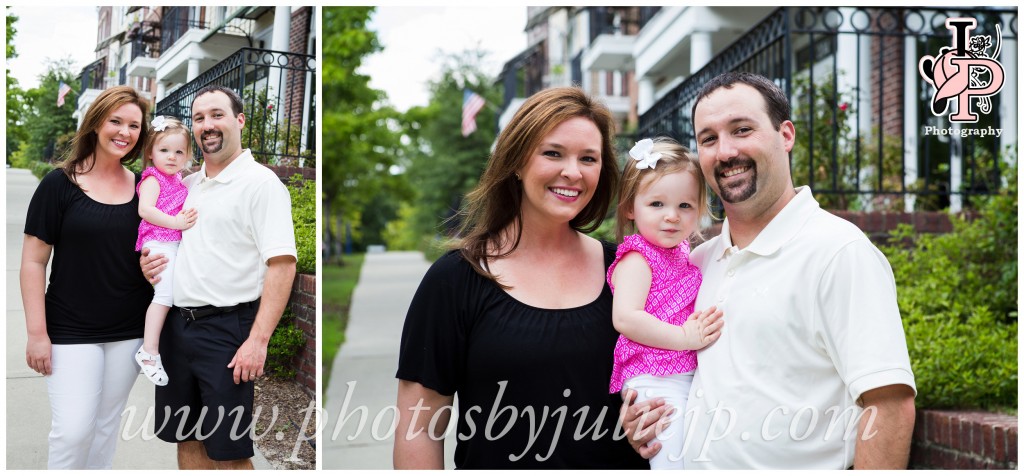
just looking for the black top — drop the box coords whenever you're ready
[397,243,648,469]
[24,169,153,344]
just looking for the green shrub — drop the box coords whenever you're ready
[287,174,316,274]
[881,156,1017,410]
[266,307,307,379]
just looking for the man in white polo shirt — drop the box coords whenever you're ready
[621,72,916,469]
[142,85,296,470]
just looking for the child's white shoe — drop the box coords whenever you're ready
[135,346,169,386]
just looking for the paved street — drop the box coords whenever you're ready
[322,251,457,469]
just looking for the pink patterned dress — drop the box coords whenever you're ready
[607,234,702,393]
[135,166,188,251]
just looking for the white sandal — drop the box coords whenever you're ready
[135,346,169,386]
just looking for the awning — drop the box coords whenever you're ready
[95,30,126,52]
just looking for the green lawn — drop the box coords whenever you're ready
[322,253,365,394]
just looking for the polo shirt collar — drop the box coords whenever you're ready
[714,186,819,260]
[196,149,255,184]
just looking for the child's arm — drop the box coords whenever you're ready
[138,177,197,230]
[611,251,723,351]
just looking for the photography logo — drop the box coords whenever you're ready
[918,18,1005,124]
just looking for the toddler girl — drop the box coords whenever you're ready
[134,115,197,386]
[607,137,723,469]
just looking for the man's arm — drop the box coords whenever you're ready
[227,255,297,384]
[854,384,916,469]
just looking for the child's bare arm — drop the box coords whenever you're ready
[138,177,196,230]
[611,252,722,351]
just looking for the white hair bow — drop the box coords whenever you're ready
[151,116,168,132]
[629,138,662,170]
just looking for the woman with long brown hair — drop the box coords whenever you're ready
[20,85,155,469]
[393,87,647,469]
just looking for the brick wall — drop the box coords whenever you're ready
[870,10,905,138]
[266,164,316,182]
[697,209,959,245]
[289,273,316,396]
[286,7,313,128]
[911,409,1018,469]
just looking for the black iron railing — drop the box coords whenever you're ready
[639,6,1017,210]
[638,7,661,31]
[79,58,106,92]
[155,47,317,166]
[161,7,208,54]
[497,43,545,119]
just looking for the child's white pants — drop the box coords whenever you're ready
[623,372,694,470]
[46,338,143,469]
[144,240,178,307]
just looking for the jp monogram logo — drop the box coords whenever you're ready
[918,18,1005,123]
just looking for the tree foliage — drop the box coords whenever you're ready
[322,7,411,252]
[6,8,26,160]
[19,58,79,164]
[396,49,499,246]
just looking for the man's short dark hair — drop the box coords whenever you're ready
[192,84,244,117]
[691,72,791,131]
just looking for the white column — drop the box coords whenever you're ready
[271,6,292,52]
[156,82,166,103]
[270,7,292,125]
[997,15,1016,169]
[638,78,654,115]
[903,35,919,212]
[186,58,200,82]
[690,31,712,74]
[950,123,962,213]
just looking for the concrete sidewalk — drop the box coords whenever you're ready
[5,168,270,469]
[322,251,457,469]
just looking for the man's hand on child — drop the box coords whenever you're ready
[139,248,168,285]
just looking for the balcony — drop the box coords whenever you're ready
[156,47,317,167]
[496,43,545,131]
[638,6,1018,211]
[126,34,160,78]
[583,34,635,72]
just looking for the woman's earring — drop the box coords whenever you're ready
[514,172,521,181]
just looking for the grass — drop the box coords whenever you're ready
[321,253,366,394]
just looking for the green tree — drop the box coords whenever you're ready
[397,49,499,247]
[6,8,27,161]
[322,7,411,254]
[20,58,78,164]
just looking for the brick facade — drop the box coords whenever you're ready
[870,10,905,138]
[286,7,313,128]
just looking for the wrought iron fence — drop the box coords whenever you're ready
[155,47,317,167]
[161,7,208,54]
[79,58,106,92]
[639,6,1017,211]
[498,43,545,116]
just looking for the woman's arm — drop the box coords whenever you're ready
[611,252,722,351]
[393,380,454,469]
[138,177,196,230]
[20,235,53,375]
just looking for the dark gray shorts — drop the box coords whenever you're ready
[154,304,257,461]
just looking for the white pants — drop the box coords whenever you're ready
[144,240,178,307]
[46,338,143,469]
[624,372,695,470]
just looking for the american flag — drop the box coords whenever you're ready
[57,82,72,108]
[462,89,485,137]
